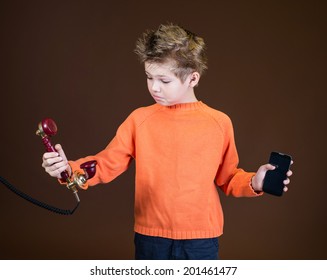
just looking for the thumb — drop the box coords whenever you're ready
[257,163,275,175]
[253,163,276,192]
[265,163,277,171]
[55,144,68,161]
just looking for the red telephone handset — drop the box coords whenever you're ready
[36,118,71,181]
[36,118,97,202]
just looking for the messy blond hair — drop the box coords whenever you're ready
[134,23,208,82]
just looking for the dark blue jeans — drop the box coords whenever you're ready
[134,233,219,260]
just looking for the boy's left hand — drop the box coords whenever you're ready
[251,161,293,193]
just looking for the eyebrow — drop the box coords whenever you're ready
[145,71,170,78]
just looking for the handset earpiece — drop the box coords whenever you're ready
[37,118,58,137]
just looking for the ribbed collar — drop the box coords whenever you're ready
[156,101,205,111]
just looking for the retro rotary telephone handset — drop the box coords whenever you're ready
[36,118,98,203]
[0,118,97,215]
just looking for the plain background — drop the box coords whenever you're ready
[0,0,326,259]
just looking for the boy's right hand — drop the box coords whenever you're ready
[42,144,72,179]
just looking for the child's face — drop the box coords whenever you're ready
[145,61,197,106]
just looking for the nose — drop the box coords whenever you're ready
[151,80,160,92]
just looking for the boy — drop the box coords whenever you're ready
[42,23,293,260]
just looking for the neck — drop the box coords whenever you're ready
[180,88,198,103]
[184,92,198,103]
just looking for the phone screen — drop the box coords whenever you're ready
[263,152,292,196]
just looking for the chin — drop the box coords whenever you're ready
[153,98,168,106]
[156,101,168,106]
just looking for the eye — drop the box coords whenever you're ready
[161,80,171,84]
[146,76,153,80]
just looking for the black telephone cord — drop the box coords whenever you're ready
[0,176,79,215]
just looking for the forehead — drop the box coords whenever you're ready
[144,61,177,77]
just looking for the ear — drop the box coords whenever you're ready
[188,72,200,87]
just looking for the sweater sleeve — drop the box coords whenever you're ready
[67,114,136,189]
[214,116,262,197]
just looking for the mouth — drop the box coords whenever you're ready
[152,95,164,100]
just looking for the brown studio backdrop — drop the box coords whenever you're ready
[0,0,326,259]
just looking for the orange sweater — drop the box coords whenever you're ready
[69,101,261,239]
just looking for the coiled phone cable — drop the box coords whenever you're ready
[0,176,79,215]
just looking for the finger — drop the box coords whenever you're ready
[54,160,68,171]
[42,152,59,160]
[55,144,68,162]
[283,178,290,185]
[42,156,63,167]
[287,170,293,177]
[45,159,67,171]
[283,186,288,192]
[49,165,70,178]
[45,161,68,177]
[55,143,62,151]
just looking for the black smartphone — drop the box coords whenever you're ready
[263,151,292,196]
